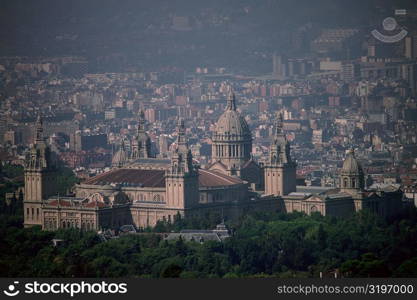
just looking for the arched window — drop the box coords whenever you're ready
[343,178,348,188]
[352,178,356,188]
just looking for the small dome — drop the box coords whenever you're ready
[112,142,128,167]
[341,149,363,174]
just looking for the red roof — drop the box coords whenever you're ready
[198,169,243,187]
[83,169,165,187]
[82,168,243,188]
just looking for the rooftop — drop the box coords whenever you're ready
[82,167,244,188]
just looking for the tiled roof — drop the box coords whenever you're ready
[83,169,166,187]
[198,169,243,187]
[82,168,243,188]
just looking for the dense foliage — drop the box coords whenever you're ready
[0,164,24,215]
[1,208,417,278]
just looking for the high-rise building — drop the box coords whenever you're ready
[272,53,287,79]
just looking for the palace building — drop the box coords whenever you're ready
[23,93,403,231]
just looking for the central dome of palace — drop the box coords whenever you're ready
[214,93,251,138]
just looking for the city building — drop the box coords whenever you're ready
[23,95,403,231]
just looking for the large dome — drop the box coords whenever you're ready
[341,149,363,174]
[214,93,251,138]
[216,110,251,137]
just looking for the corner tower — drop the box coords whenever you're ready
[211,92,252,176]
[165,118,199,210]
[264,113,296,196]
[24,115,56,227]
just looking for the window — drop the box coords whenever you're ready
[343,178,348,188]
[352,178,356,188]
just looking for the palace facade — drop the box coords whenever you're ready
[23,94,403,231]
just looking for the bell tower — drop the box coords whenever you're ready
[264,113,297,196]
[24,115,56,227]
[165,118,199,210]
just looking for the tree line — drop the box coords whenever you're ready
[1,207,417,278]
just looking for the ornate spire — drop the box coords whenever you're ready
[131,109,152,160]
[25,114,51,170]
[176,117,187,152]
[138,110,146,133]
[169,117,195,175]
[274,112,284,137]
[269,112,292,165]
[226,92,237,111]
[35,114,44,143]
